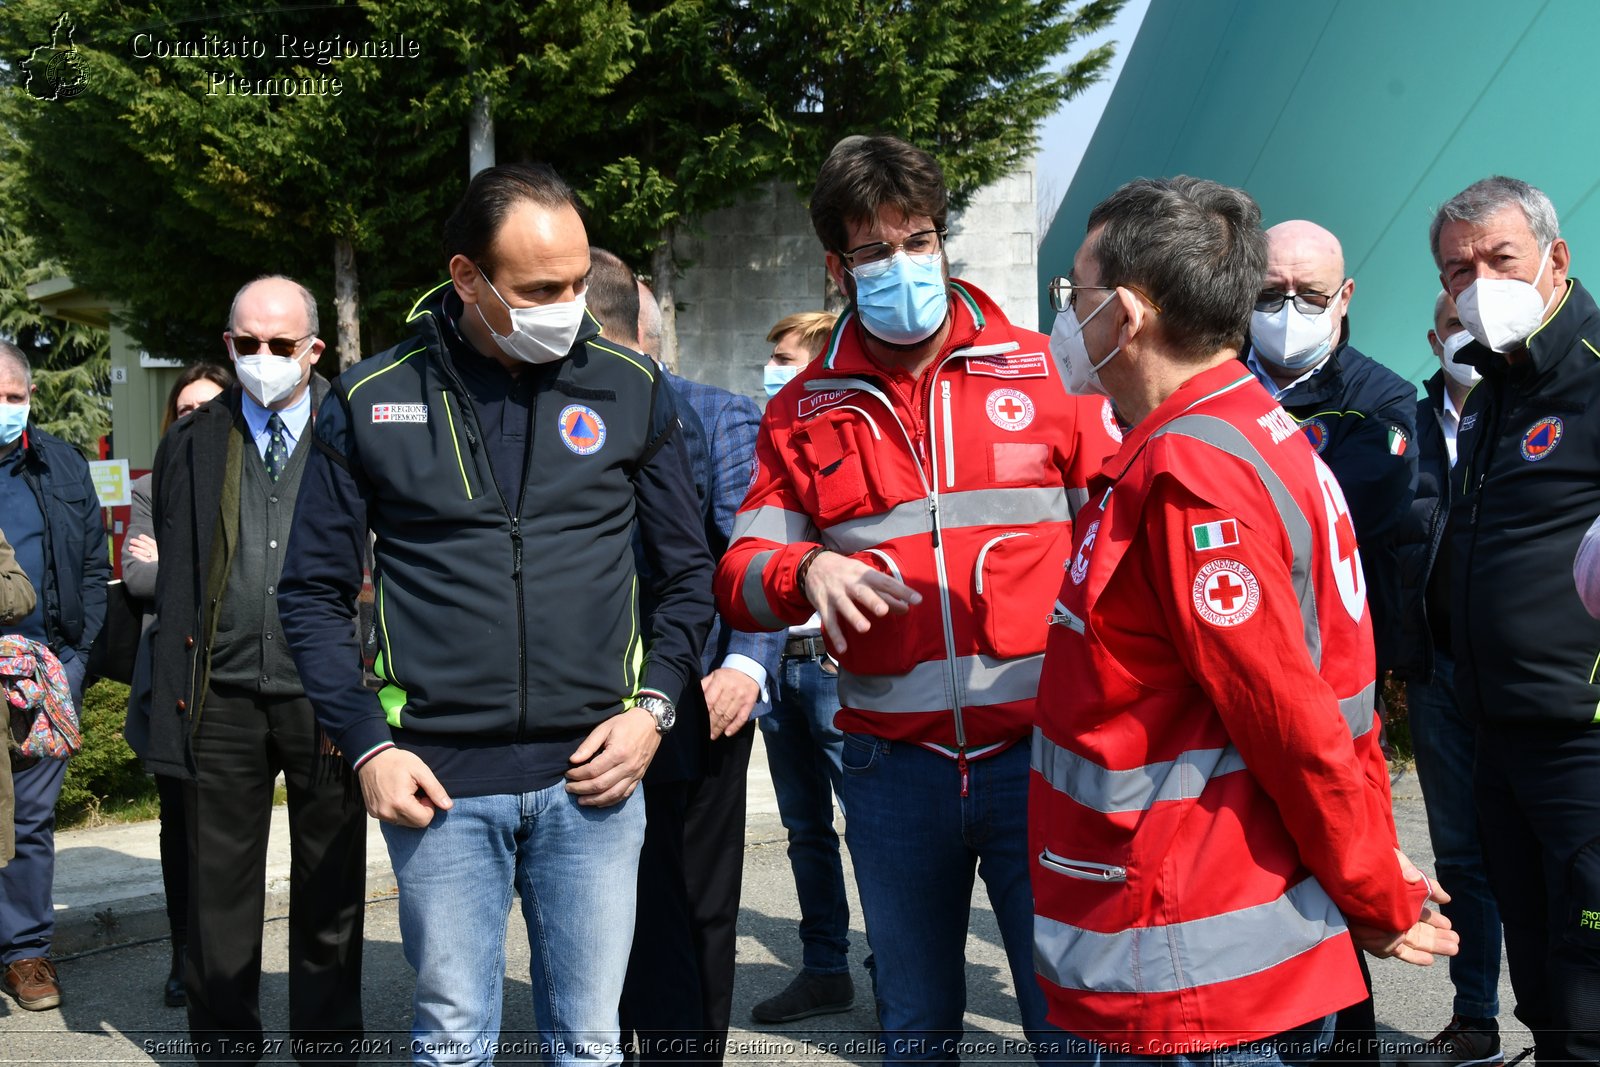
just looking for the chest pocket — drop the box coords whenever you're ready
[790,409,887,524]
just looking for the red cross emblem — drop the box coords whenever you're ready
[1193,559,1260,627]
[986,388,1035,432]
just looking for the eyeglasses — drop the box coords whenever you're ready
[1254,289,1339,315]
[841,229,947,277]
[1048,277,1162,314]
[230,333,312,357]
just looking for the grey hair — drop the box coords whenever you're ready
[1430,176,1560,269]
[227,275,320,335]
[1085,175,1267,360]
[0,342,32,389]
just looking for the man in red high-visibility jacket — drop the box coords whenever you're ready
[715,135,1119,1061]
[1031,176,1457,1062]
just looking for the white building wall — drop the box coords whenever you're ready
[673,163,1038,399]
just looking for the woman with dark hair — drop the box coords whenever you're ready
[122,361,233,1008]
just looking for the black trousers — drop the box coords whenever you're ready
[184,684,367,1066]
[155,772,189,942]
[621,726,754,1065]
[1476,723,1600,1064]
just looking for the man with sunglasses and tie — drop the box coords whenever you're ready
[716,135,1120,1063]
[145,275,367,1066]
[1238,222,1418,1064]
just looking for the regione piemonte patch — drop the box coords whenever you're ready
[986,388,1035,431]
[557,403,606,455]
[1192,558,1261,627]
[371,403,428,424]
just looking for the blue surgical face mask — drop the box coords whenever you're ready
[850,251,949,346]
[763,364,799,398]
[0,402,28,446]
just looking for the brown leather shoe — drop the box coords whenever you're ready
[4,957,61,1011]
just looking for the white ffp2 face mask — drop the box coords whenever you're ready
[1438,330,1481,389]
[1250,298,1340,372]
[478,271,588,364]
[232,351,307,408]
[1048,292,1120,398]
[1455,245,1557,354]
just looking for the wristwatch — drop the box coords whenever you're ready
[635,694,676,736]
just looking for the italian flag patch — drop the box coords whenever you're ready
[1388,426,1409,455]
[1191,518,1240,551]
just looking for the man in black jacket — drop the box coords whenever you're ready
[279,164,714,1067]
[0,343,107,1013]
[1244,220,1419,679]
[147,277,367,1065]
[1395,293,1504,1067]
[1439,175,1600,1063]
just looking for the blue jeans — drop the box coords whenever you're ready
[0,656,78,964]
[1408,654,1502,1019]
[1041,1014,1334,1067]
[758,654,851,975]
[381,782,646,1067]
[837,736,1048,1064]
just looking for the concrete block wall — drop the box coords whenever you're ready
[674,162,1038,399]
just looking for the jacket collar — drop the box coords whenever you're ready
[814,279,1001,379]
[406,279,602,371]
[1103,361,1261,481]
[1240,340,1348,408]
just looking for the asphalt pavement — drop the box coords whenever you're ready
[0,740,1531,1065]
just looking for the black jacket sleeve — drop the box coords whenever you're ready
[279,389,390,766]
[632,377,716,706]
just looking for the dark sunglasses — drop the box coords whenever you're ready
[231,333,311,357]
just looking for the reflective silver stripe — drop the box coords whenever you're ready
[1033,681,1379,814]
[1067,487,1090,516]
[1152,415,1321,670]
[1033,877,1347,994]
[824,486,1070,553]
[730,506,817,547]
[1031,729,1248,814]
[1341,683,1377,738]
[741,549,785,630]
[838,652,1043,714]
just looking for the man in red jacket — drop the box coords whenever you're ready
[715,135,1120,1062]
[1030,175,1457,1063]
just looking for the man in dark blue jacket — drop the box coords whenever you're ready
[1395,292,1504,1067]
[279,165,713,1067]
[0,343,107,1012]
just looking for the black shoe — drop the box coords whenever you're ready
[1402,1015,1502,1067]
[164,940,186,1008]
[751,971,854,1024]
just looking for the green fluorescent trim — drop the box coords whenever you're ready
[373,650,407,727]
[1525,281,1574,348]
[347,346,424,403]
[440,392,473,500]
[589,339,656,380]
[406,280,453,322]
[622,576,642,705]
[1583,339,1600,360]
[1296,409,1365,421]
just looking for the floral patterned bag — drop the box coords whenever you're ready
[1,636,79,762]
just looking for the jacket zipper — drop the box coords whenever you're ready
[925,356,971,792]
[436,355,531,741]
[941,380,955,489]
[1460,389,1504,711]
[1039,848,1128,883]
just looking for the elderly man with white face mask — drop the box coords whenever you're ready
[1242,222,1419,692]
[1437,174,1600,1065]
